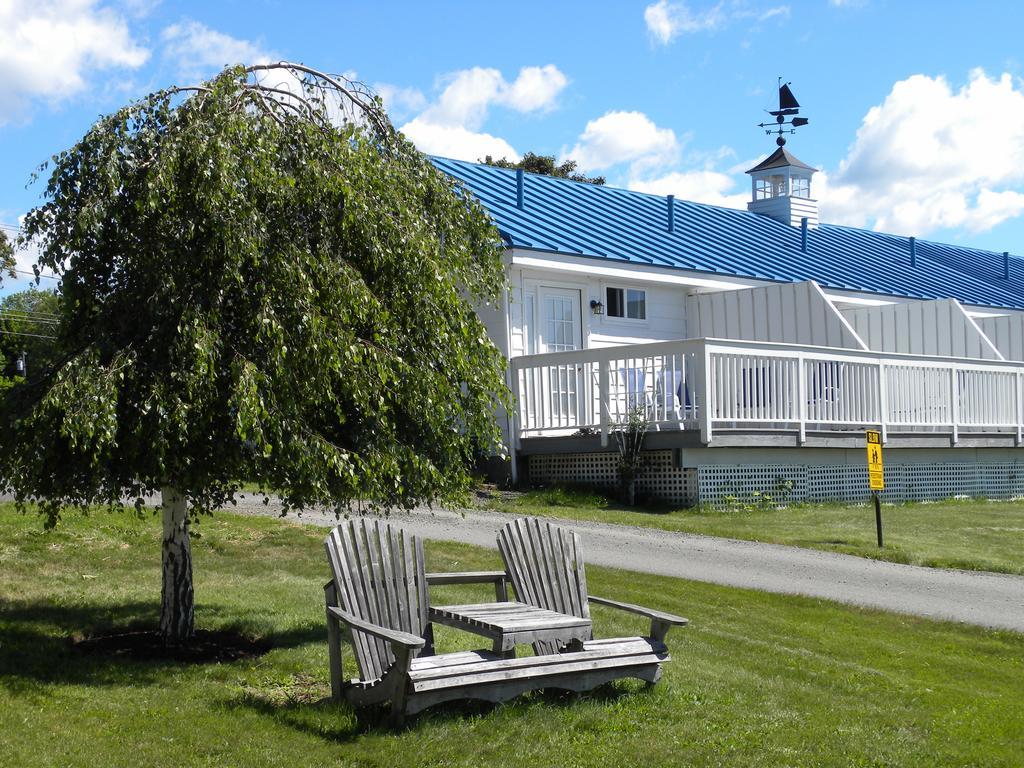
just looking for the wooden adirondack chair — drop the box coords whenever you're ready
[497,517,688,658]
[325,518,680,724]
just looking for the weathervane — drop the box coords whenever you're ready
[758,78,809,146]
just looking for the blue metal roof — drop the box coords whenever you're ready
[432,156,1024,311]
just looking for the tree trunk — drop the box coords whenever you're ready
[160,486,195,644]
[619,472,636,506]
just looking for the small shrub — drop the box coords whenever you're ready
[613,405,649,506]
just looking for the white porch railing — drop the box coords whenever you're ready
[509,338,1024,446]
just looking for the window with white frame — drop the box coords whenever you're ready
[606,286,646,320]
[754,174,788,200]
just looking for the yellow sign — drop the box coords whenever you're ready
[866,430,884,490]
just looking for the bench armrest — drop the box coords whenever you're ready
[427,570,510,601]
[588,595,689,625]
[426,571,508,585]
[327,605,426,651]
[589,595,688,643]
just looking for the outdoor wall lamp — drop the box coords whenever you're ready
[590,299,604,315]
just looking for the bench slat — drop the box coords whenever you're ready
[410,650,501,671]
[431,612,588,631]
[410,638,667,683]
[411,649,668,692]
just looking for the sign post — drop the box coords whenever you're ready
[866,430,884,547]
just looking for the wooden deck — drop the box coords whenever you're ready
[509,337,1024,454]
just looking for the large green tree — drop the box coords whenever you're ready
[0,64,508,644]
[480,152,606,185]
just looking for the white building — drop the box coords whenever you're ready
[434,148,1024,505]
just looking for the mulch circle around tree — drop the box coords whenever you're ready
[70,629,271,663]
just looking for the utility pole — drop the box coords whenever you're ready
[15,350,26,378]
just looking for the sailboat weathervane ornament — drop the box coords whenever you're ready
[758,79,809,146]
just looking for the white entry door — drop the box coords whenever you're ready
[538,288,583,426]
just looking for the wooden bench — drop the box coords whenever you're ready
[324,519,677,724]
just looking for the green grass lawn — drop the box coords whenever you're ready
[1,504,1022,767]
[485,487,1024,575]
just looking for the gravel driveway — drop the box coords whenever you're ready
[232,499,1024,634]
[8,489,1021,633]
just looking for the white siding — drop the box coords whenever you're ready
[746,195,819,228]
[507,281,526,358]
[476,294,508,358]
[506,266,689,356]
[842,298,1004,360]
[474,292,512,445]
[684,280,866,349]
[588,281,687,349]
[976,312,1024,361]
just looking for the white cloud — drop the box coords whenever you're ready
[418,67,506,129]
[644,0,724,43]
[644,0,677,43]
[755,6,790,20]
[629,169,749,209]
[821,69,1024,235]
[564,110,678,172]
[416,65,568,129]
[644,0,788,45]
[0,0,148,123]
[160,20,272,80]
[120,0,162,17]
[398,64,568,162]
[399,119,520,163]
[373,83,427,122]
[501,65,569,112]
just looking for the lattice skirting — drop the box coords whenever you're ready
[527,450,698,505]
[526,451,1024,506]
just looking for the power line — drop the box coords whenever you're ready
[0,305,59,317]
[0,314,59,326]
[0,329,56,340]
[0,305,58,316]
[2,224,61,282]
[0,308,58,319]
[0,321,58,331]
[9,268,59,281]
[0,320,58,328]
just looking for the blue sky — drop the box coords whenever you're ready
[5,0,1024,295]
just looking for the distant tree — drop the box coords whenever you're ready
[1,64,508,645]
[0,289,61,381]
[480,152,605,185]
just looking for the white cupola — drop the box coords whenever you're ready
[746,146,819,228]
